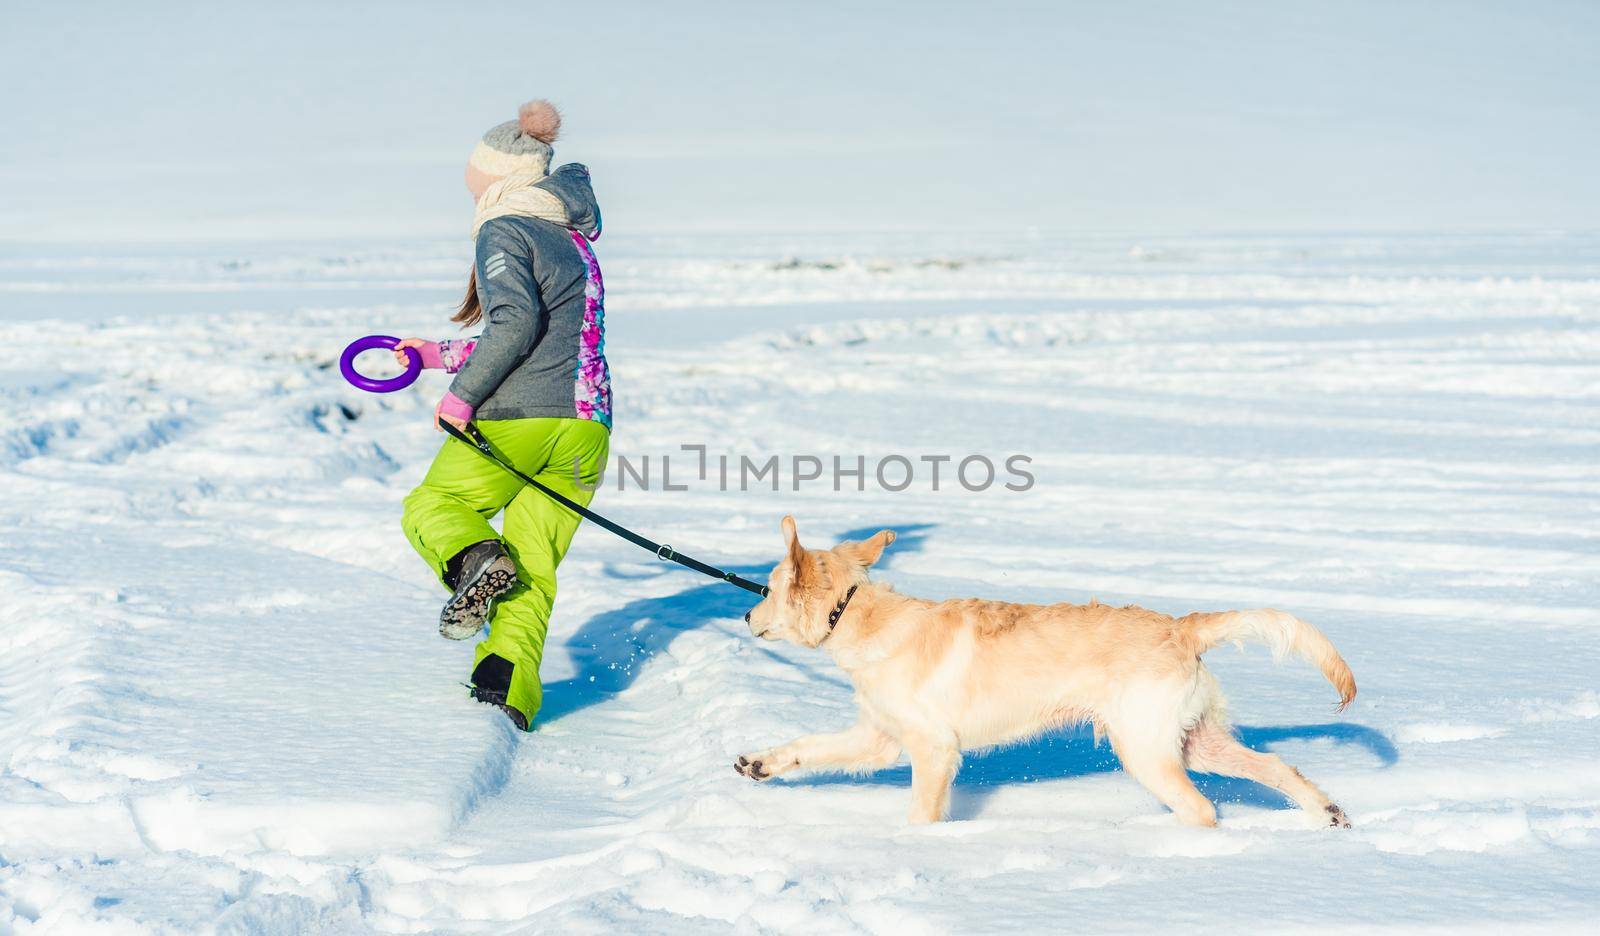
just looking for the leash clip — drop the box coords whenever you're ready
[656,544,675,561]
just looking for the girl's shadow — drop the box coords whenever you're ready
[537,522,937,724]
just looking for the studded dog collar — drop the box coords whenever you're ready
[819,584,859,643]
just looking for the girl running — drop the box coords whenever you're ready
[396,100,610,730]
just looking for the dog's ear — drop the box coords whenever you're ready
[782,515,808,575]
[834,529,896,568]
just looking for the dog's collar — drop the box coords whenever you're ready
[819,584,859,644]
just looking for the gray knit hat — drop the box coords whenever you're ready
[468,100,561,180]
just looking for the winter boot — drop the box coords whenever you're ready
[469,653,529,730]
[439,539,518,641]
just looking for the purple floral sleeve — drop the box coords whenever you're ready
[439,338,478,374]
[569,231,612,428]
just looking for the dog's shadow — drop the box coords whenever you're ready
[537,522,939,725]
[791,721,1397,818]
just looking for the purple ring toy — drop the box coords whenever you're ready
[340,335,422,393]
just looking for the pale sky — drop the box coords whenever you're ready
[2,0,1596,241]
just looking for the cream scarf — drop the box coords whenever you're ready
[471,173,568,239]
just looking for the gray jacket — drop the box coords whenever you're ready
[449,164,612,428]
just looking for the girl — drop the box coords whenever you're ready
[396,100,611,731]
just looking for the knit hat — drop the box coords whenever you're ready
[467,100,561,196]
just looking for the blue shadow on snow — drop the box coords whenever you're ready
[790,721,1397,815]
[535,521,936,724]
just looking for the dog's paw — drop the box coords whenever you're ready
[734,754,773,781]
[1325,804,1351,829]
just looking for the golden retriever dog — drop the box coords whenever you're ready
[736,516,1357,828]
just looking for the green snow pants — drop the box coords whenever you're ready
[401,417,610,728]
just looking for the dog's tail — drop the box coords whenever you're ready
[1181,609,1356,710]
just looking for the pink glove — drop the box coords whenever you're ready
[435,390,475,431]
[415,341,445,369]
[395,339,476,373]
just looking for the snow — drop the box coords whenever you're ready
[2,232,1598,932]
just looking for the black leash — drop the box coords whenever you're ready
[441,421,769,598]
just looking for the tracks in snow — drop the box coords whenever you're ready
[4,241,1599,931]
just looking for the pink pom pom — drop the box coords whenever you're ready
[518,100,562,144]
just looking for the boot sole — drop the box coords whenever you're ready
[439,557,518,641]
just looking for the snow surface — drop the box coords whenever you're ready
[2,232,1598,932]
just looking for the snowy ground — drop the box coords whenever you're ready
[2,232,1597,933]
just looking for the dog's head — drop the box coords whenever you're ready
[744,515,896,646]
